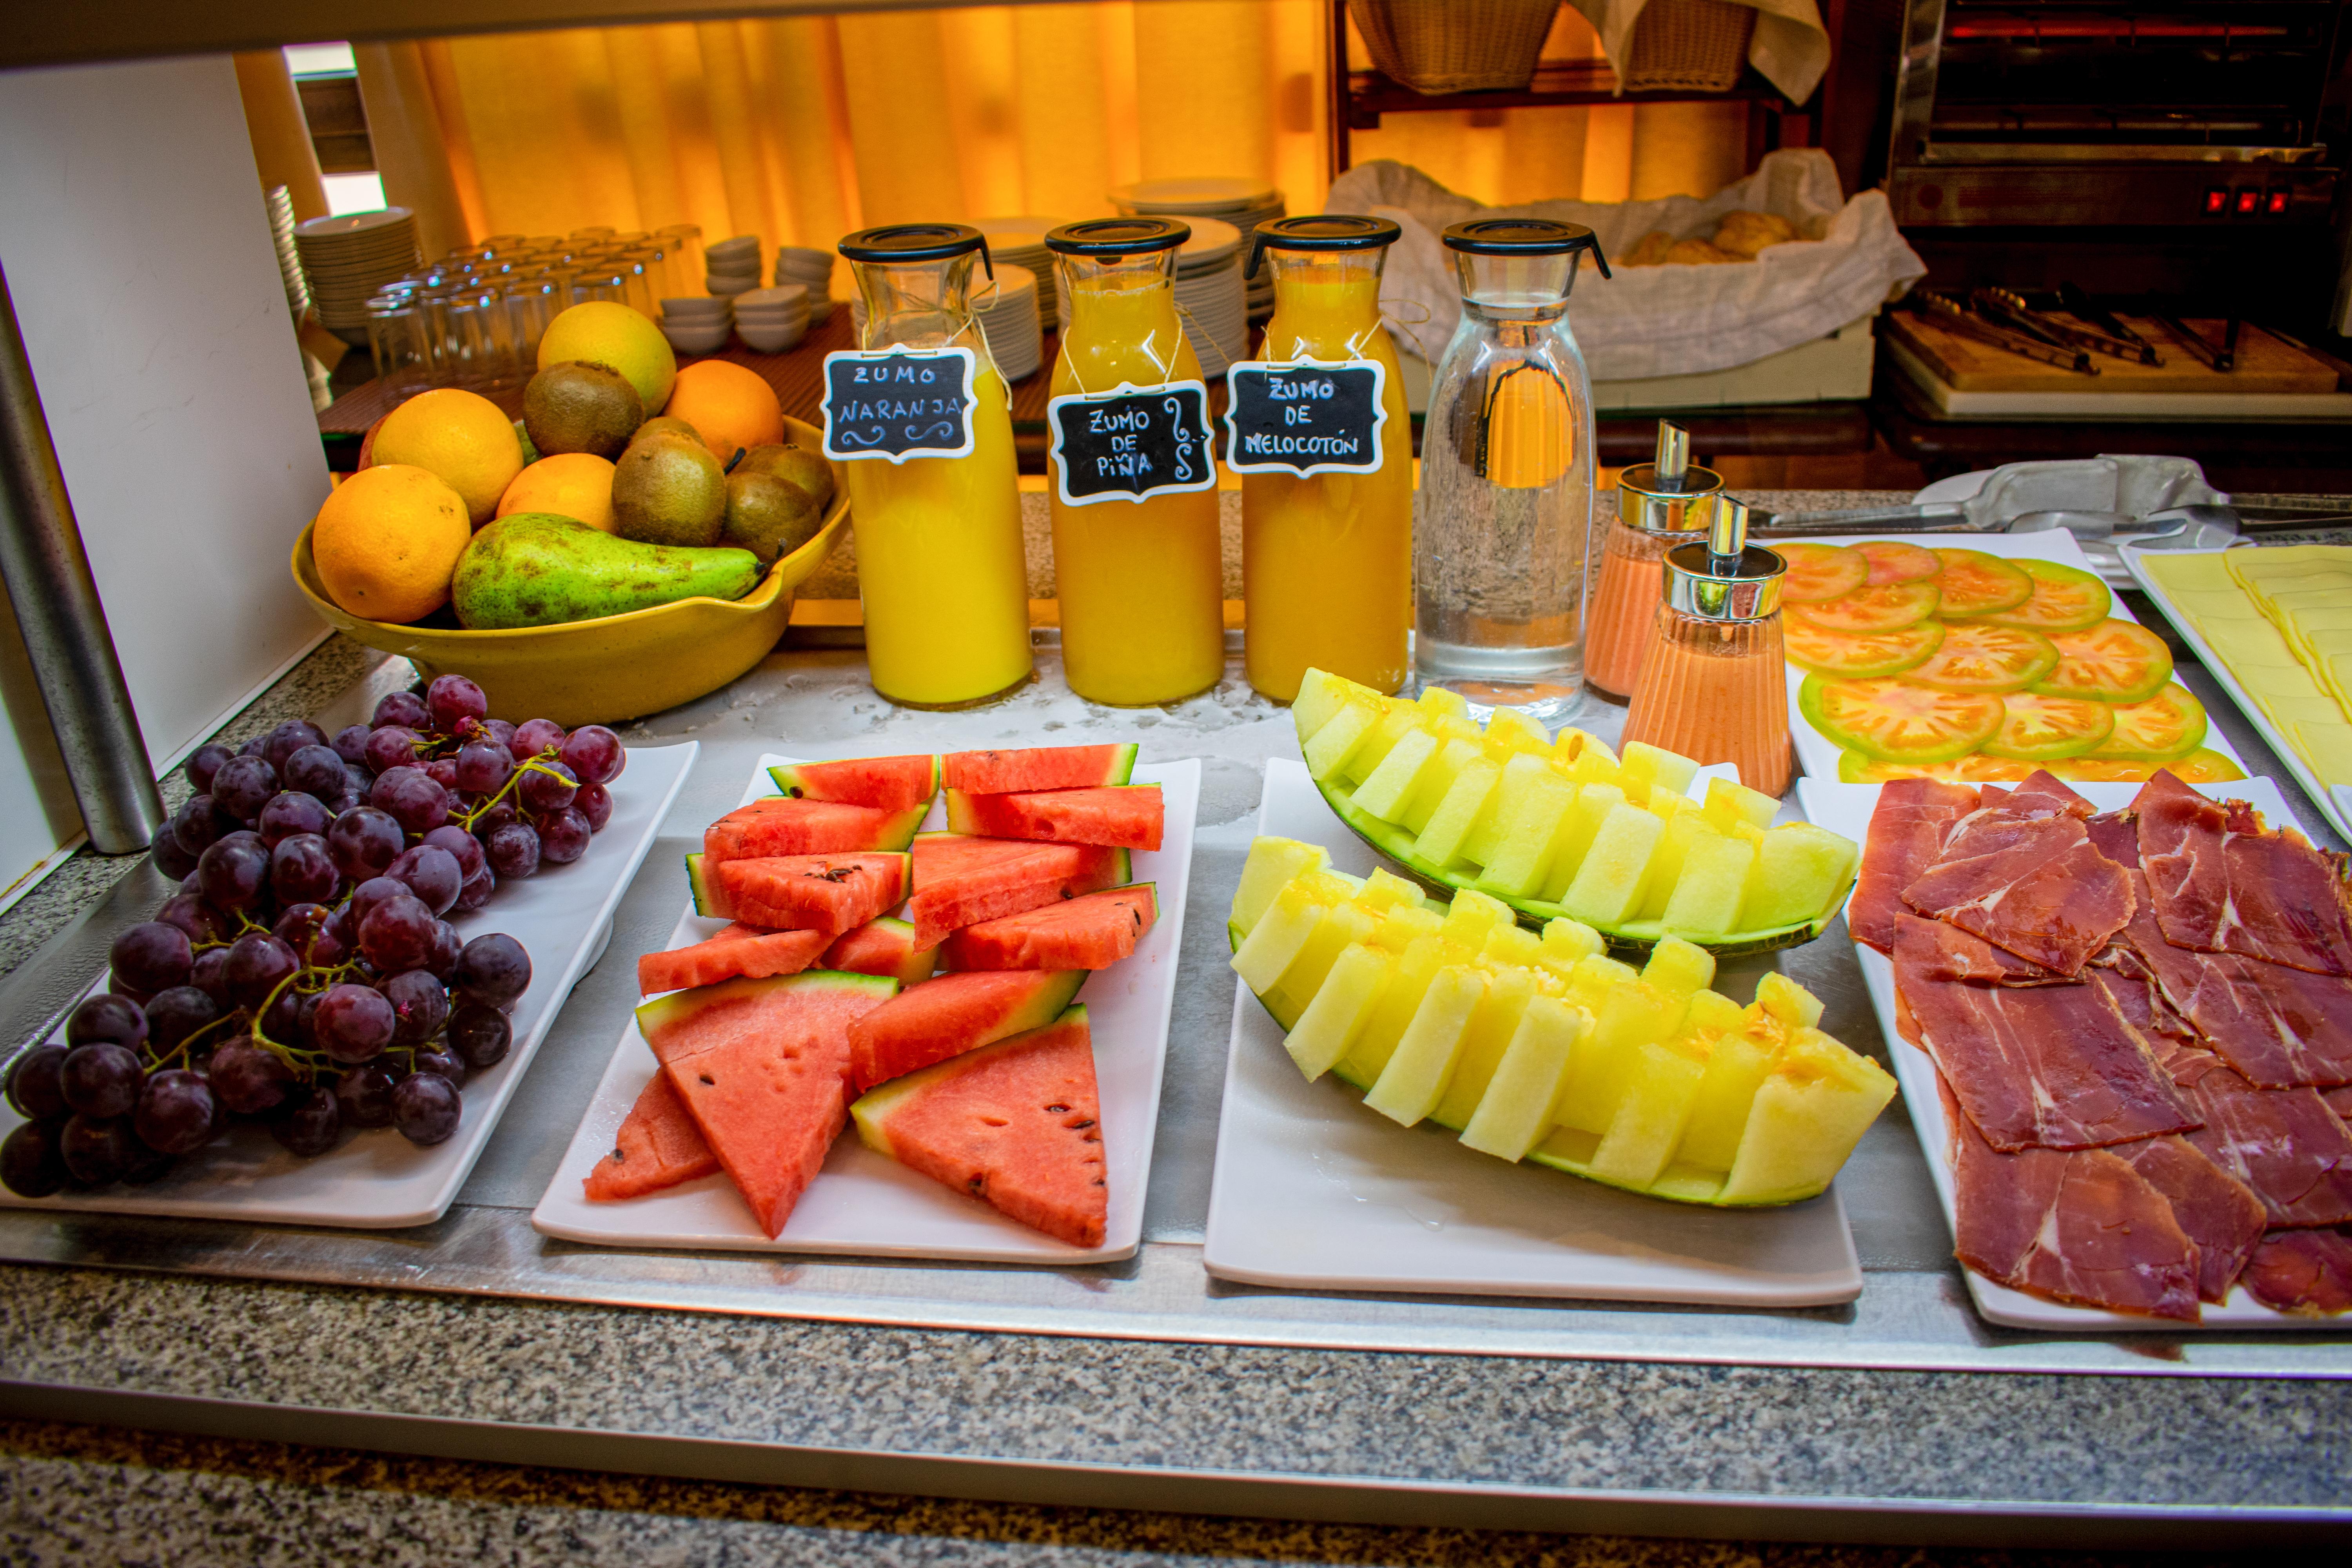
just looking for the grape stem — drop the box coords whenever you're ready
[453,748,566,833]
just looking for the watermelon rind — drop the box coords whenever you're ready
[635,967,901,1046]
[940,785,1163,849]
[852,1003,1089,1158]
[1308,771,1837,958]
[942,744,1138,793]
[685,852,727,918]
[848,967,1088,1092]
[709,798,930,859]
[824,916,939,987]
[767,754,942,812]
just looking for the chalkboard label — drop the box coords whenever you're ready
[1046,381,1218,507]
[1224,358,1388,478]
[821,346,977,463]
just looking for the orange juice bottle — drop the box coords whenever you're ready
[1045,219,1224,707]
[1622,497,1792,797]
[837,224,1032,709]
[1237,216,1413,704]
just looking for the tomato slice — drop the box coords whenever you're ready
[1968,559,2112,632]
[1856,539,1942,586]
[1837,750,2036,784]
[1784,617,1944,678]
[2085,683,2207,762]
[2052,746,2245,784]
[1905,622,2059,693]
[1799,675,2006,762]
[1788,579,1941,633]
[1776,543,1870,604]
[2029,618,2174,703]
[1930,549,2033,616]
[1983,691,2118,761]
[2169,748,2247,783]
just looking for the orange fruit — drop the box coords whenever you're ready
[497,452,617,532]
[311,465,472,624]
[664,360,784,462]
[369,388,526,526]
[538,301,677,414]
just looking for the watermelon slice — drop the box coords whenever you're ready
[824,917,939,987]
[636,971,899,1235]
[847,968,1087,1093]
[768,754,940,813]
[637,924,829,995]
[582,1071,719,1201]
[852,1005,1107,1247]
[711,852,912,937]
[906,833,1129,947]
[944,785,1163,851]
[942,884,1157,972]
[943,744,1138,794]
[703,796,926,864]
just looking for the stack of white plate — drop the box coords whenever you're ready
[657,296,731,355]
[732,283,809,354]
[265,186,307,323]
[1173,218,1247,379]
[1110,178,1285,321]
[773,247,835,325]
[973,264,1043,381]
[295,208,421,347]
[973,217,1067,331]
[706,234,762,297]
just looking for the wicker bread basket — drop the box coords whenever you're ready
[1348,0,1564,95]
[1621,0,1757,93]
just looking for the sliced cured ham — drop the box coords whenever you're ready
[2135,770,2352,977]
[2114,1136,2269,1304]
[1897,927,2200,1151]
[1851,779,1978,955]
[1901,814,2135,976]
[2240,1229,2352,1317]
[2328,1085,2352,1123]
[2085,809,2140,867]
[2085,967,2199,1047]
[1895,908,2065,985]
[1941,1076,2200,1321]
[2180,1064,2352,1228]
[2123,932,2352,1089]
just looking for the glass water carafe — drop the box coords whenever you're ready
[1413,219,1610,725]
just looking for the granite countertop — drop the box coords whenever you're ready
[2,492,2348,1564]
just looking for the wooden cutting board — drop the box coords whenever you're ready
[1884,310,2342,395]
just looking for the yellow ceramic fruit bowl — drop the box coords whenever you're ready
[293,415,848,727]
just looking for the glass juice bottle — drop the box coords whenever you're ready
[1241,215,1413,704]
[1585,420,1723,700]
[1414,219,1610,726]
[1622,497,1793,797]
[1045,218,1225,706]
[838,225,1032,708]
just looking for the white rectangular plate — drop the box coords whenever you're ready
[1200,759,1864,1307]
[0,742,698,1229]
[1798,772,2338,1331]
[2121,543,2352,844]
[532,754,1198,1265]
[1783,529,2244,783]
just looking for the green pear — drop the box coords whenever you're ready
[612,434,726,548]
[452,513,760,629]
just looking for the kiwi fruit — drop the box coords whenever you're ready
[523,361,642,459]
[611,436,726,548]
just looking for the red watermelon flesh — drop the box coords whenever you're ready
[824,917,938,987]
[715,852,911,938]
[769,754,940,813]
[943,884,1157,972]
[847,968,1087,1093]
[943,744,1137,794]
[944,785,1163,851]
[852,1005,1107,1248]
[906,833,1128,947]
[637,971,899,1236]
[703,797,926,864]
[637,924,828,995]
[583,1071,719,1201]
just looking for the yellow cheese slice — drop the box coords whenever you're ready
[2166,587,2266,621]
[2292,720,2352,786]
[2263,693,2349,726]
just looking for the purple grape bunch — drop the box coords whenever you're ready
[0,674,608,1195]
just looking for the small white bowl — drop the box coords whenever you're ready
[736,318,808,353]
[706,275,758,298]
[707,234,760,256]
[735,283,808,309]
[659,318,732,354]
[660,296,728,317]
[733,307,807,325]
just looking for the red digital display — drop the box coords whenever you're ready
[2268,189,2290,214]
[2205,188,2230,214]
[2236,188,2261,214]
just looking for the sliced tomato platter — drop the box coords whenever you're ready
[1779,531,2249,786]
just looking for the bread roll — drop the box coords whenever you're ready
[1622,230,1675,267]
[1712,210,1798,259]
[1666,237,1738,266]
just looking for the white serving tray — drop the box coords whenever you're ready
[0,741,698,1230]
[532,753,1198,1265]
[1782,528,2244,784]
[1200,759,1864,1307]
[1798,773,2338,1332]
[2120,543,2352,844]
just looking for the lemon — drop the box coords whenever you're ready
[538,301,677,416]
[497,452,618,533]
[312,465,472,624]
[369,388,527,526]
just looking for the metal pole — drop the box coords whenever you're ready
[0,259,166,855]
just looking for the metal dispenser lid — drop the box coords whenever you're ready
[1247,214,1402,277]
[838,223,995,278]
[1440,219,1612,275]
[1617,419,1722,536]
[1045,218,1190,255]
[1664,495,1784,621]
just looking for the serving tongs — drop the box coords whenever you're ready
[1975,287,2158,367]
[2056,282,2165,365]
[1911,291,2096,374]
[2151,314,2240,372]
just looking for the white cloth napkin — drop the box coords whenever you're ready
[1565,0,1831,104]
